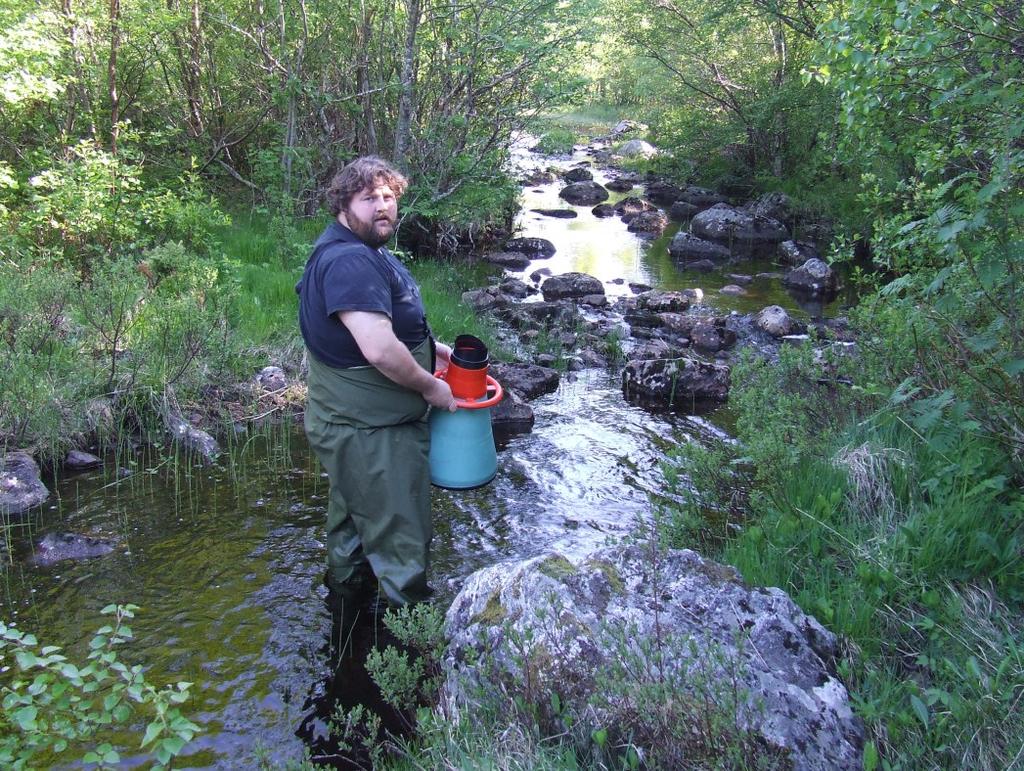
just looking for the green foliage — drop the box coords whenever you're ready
[661,317,1024,766]
[0,11,65,108]
[410,260,504,352]
[365,604,447,713]
[20,141,144,267]
[657,438,751,551]
[532,128,578,155]
[730,343,865,482]
[607,0,834,185]
[0,605,200,770]
[591,625,786,769]
[0,257,82,450]
[0,249,237,454]
[818,0,1024,463]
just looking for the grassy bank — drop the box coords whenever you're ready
[0,208,503,467]
[526,104,629,154]
[659,341,1024,769]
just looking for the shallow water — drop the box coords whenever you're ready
[2,141,841,768]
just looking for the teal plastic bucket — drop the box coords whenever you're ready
[428,405,497,489]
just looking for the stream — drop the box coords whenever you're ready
[1,141,846,768]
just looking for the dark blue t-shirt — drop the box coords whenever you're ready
[296,222,429,368]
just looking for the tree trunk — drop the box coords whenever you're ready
[393,0,421,169]
[63,0,96,140]
[357,0,378,154]
[108,0,121,153]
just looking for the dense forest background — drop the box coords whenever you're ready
[1,0,1022,768]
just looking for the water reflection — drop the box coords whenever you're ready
[508,141,853,319]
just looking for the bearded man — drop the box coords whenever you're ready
[297,156,455,607]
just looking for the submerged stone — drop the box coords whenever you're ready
[32,532,117,565]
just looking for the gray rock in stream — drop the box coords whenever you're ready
[635,289,693,313]
[668,232,732,264]
[0,452,49,516]
[613,196,655,223]
[442,544,864,770]
[505,237,557,258]
[531,208,578,219]
[489,363,560,400]
[691,203,789,254]
[622,356,731,403]
[618,139,658,158]
[779,240,820,268]
[562,167,593,182]
[783,258,840,297]
[756,305,806,338]
[559,181,609,206]
[541,272,604,302]
[643,181,684,206]
[678,185,730,209]
[489,388,534,436]
[484,251,531,270]
[626,210,668,236]
[164,411,220,464]
[605,177,635,193]
[65,450,102,470]
[32,532,117,565]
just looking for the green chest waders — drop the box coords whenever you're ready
[304,339,433,605]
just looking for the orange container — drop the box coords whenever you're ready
[444,335,489,400]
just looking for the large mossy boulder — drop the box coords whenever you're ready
[443,544,864,770]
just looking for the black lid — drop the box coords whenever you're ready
[451,334,489,369]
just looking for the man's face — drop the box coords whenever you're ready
[341,182,398,247]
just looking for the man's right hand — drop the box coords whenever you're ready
[425,377,457,412]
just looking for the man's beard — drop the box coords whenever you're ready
[347,211,396,248]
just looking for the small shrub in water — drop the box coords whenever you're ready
[0,604,200,769]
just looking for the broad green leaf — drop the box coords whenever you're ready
[910,694,929,727]
[1004,359,1024,376]
[141,721,163,747]
[13,705,38,731]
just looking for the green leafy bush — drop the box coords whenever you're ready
[0,605,200,770]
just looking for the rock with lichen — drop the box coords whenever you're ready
[442,544,864,770]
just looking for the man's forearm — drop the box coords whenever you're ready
[338,310,455,410]
[365,334,437,393]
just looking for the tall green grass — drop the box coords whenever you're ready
[218,215,502,351]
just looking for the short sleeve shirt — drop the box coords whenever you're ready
[297,222,429,368]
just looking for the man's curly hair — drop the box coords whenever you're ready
[325,156,408,216]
